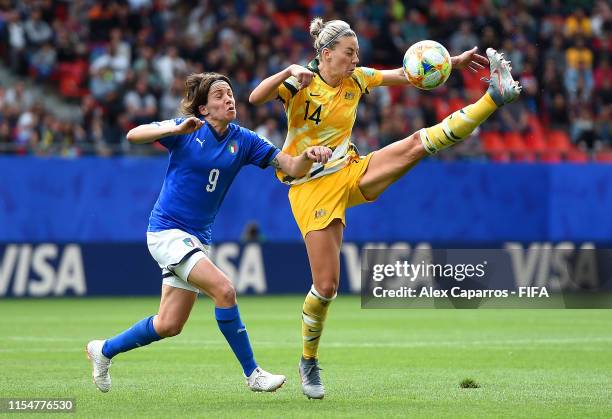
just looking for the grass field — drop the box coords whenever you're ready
[1,297,611,418]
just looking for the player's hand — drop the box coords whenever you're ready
[289,64,314,89]
[304,146,332,164]
[174,116,204,135]
[451,47,488,73]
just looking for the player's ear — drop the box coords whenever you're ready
[198,105,208,117]
[324,47,334,63]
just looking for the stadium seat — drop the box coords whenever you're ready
[58,61,88,98]
[524,131,547,154]
[503,132,526,151]
[481,131,504,150]
[547,130,572,153]
[504,132,537,162]
[462,66,488,91]
[566,147,589,163]
[481,132,509,162]
[433,97,450,120]
[539,150,562,163]
[594,150,612,163]
[528,115,545,141]
[448,97,466,113]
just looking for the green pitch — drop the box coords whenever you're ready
[1,297,611,418]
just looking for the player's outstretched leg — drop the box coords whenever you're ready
[419,47,522,154]
[358,47,522,201]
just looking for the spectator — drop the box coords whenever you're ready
[450,21,478,55]
[123,79,157,126]
[30,42,57,81]
[155,45,186,89]
[5,81,33,113]
[571,107,596,149]
[255,117,284,148]
[564,8,592,39]
[24,8,52,47]
[159,77,183,121]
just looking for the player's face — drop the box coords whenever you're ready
[205,82,236,122]
[329,36,360,76]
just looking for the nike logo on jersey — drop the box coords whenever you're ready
[309,92,321,96]
[195,137,205,147]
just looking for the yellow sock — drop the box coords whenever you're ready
[420,93,498,154]
[302,286,335,360]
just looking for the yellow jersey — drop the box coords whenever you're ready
[276,60,383,184]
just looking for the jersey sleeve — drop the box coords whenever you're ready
[244,129,281,169]
[352,67,383,94]
[277,76,300,109]
[151,117,185,149]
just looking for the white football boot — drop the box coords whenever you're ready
[245,367,286,392]
[485,47,522,106]
[86,340,112,393]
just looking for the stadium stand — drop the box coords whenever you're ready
[0,0,609,160]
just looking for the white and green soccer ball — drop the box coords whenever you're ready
[403,40,452,90]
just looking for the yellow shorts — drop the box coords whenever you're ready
[288,153,375,238]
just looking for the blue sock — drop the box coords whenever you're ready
[101,315,162,359]
[215,305,257,376]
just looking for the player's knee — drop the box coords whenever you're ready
[314,281,337,299]
[401,132,425,158]
[214,281,237,306]
[156,318,185,337]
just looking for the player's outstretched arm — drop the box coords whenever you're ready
[272,146,332,178]
[126,117,204,144]
[249,65,314,105]
[379,47,488,87]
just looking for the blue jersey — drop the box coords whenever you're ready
[147,118,280,244]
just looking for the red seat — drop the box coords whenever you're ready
[547,130,572,153]
[481,131,502,145]
[481,132,508,162]
[595,150,612,163]
[433,97,450,120]
[524,131,547,154]
[504,132,537,162]
[566,147,589,163]
[513,150,536,162]
[462,66,488,91]
[540,150,562,163]
[489,152,510,162]
[58,60,89,98]
[503,132,526,152]
[448,97,466,112]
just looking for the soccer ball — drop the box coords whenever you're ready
[402,40,452,90]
